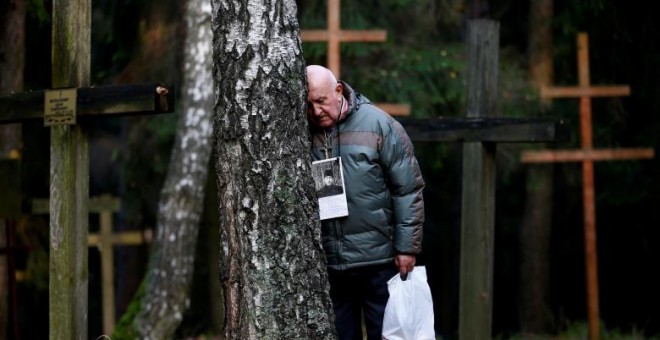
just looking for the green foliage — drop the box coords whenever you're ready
[298,0,537,120]
[296,0,465,81]
[111,278,145,340]
[498,47,541,118]
[348,44,466,118]
[91,0,147,83]
[26,0,50,26]
[555,0,608,36]
[415,142,452,173]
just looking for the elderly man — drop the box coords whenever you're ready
[306,65,425,340]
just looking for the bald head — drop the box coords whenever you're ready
[306,65,345,128]
[306,65,338,91]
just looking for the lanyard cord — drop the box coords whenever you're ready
[323,95,345,159]
[336,95,344,158]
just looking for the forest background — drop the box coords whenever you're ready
[2,0,660,339]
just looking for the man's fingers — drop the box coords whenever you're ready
[395,254,417,280]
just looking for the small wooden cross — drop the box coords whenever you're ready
[32,195,153,336]
[521,32,654,340]
[300,0,411,116]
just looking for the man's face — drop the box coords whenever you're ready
[323,176,335,186]
[307,82,342,128]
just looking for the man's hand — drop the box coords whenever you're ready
[395,254,416,279]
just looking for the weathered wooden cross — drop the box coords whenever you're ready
[300,0,411,116]
[0,89,170,338]
[520,32,654,340]
[394,20,566,340]
[0,1,173,338]
[31,195,153,336]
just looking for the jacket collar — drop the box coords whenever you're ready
[339,80,359,123]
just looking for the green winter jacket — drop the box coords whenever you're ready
[311,82,425,270]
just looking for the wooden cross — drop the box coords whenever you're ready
[300,0,411,116]
[392,21,566,340]
[0,1,172,337]
[31,195,153,336]
[1,85,170,337]
[520,33,654,340]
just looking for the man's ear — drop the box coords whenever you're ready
[335,82,343,96]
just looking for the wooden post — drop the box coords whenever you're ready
[49,1,90,338]
[521,33,654,340]
[396,117,566,143]
[300,0,411,116]
[459,20,499,340]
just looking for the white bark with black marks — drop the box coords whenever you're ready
[132,0,214,338]
[211,1,336,339]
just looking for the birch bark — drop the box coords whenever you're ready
[211,1,336,338]
[131,0,214,337]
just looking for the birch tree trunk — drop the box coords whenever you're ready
[128,0,214,337]
[211,1,336,339]
[519,0,555,334]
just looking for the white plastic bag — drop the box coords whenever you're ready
[382,266,435,340]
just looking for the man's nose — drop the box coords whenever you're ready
[311,105,323,116]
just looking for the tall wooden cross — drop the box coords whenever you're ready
[300,0,411,116]
[521,33,654,340]
[396,20,567,340]
[0,1,173,338]
[31,195,153,335]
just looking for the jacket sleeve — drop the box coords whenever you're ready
[380,118,425,255]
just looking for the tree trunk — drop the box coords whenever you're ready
[0,0,25,94]
[519,0,555,334]
[211,1,336,339]
[117,0,214,338]
[0,1,24,336]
